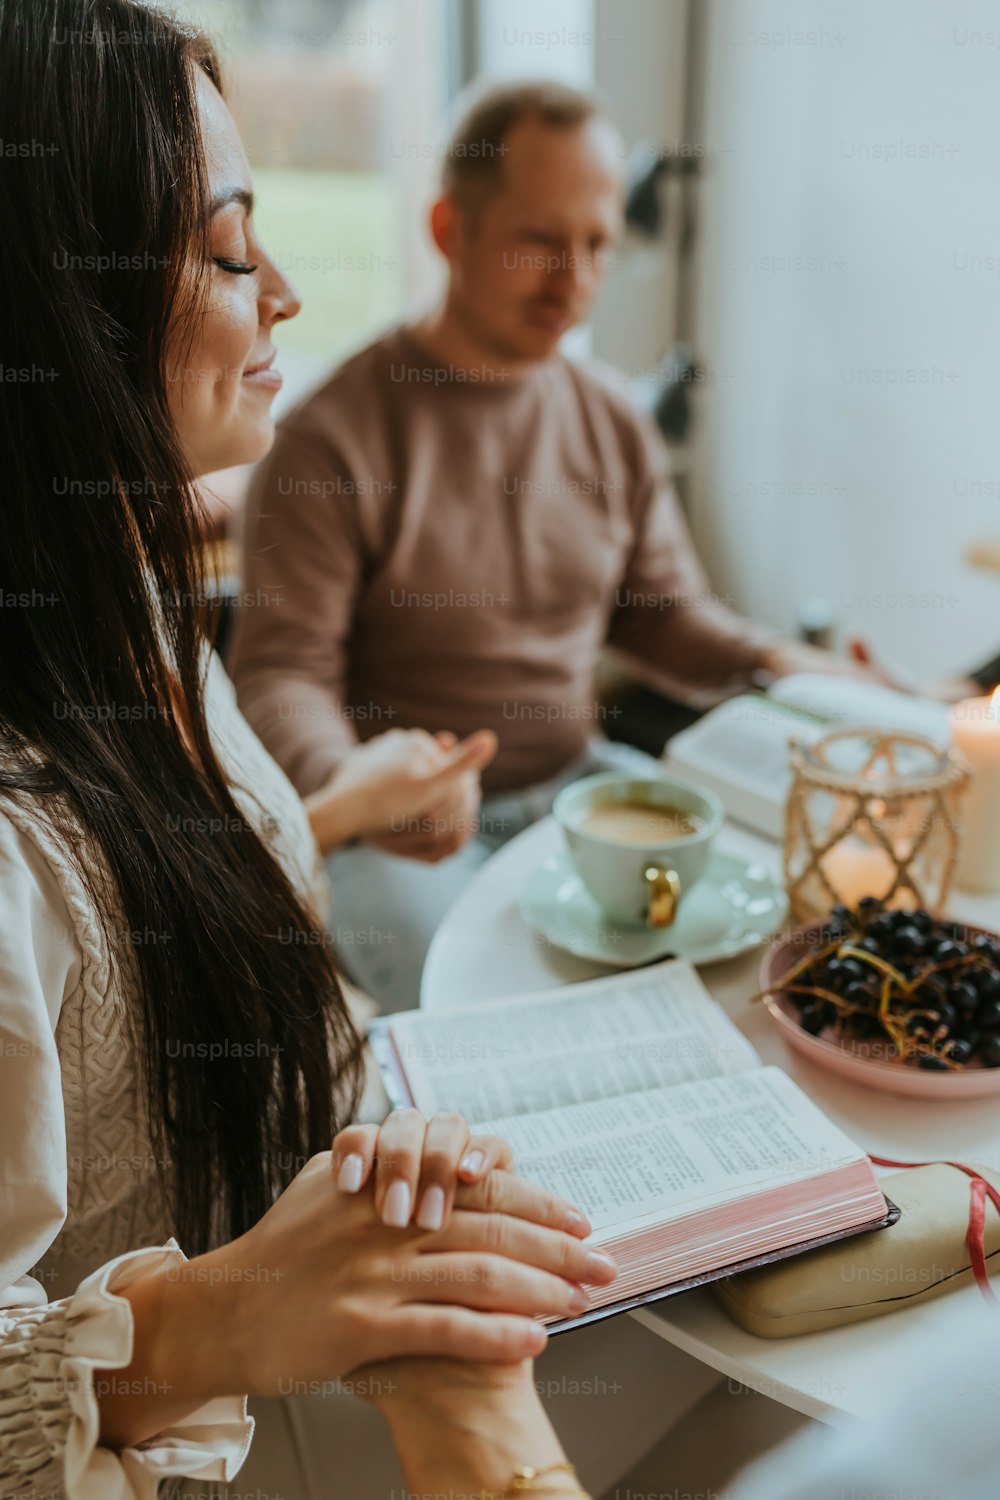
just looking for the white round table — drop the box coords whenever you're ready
[422,816,1000,1424]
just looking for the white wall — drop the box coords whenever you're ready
[475,0,595,83]
[591,0,690,375]
[692,0,1000,676]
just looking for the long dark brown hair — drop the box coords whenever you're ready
[0,0,362,1254]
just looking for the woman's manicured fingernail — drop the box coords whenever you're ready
[382,1179,412,1228]
[567,1286,590,1314]
[337,1154,364,1193]
[584,1251,617,1283]
[564,1208,591,1236]
[460,1149,485,1176]
[416,1184,446,1231]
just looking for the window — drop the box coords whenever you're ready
[172,0,453,402]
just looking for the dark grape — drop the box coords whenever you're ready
[892,925,924,957]
[918,975,947,1003]
[974,972,1000,1004]
[933,1001,958,1032]
[976,998,1000,1033]
[800,1002,828,1036]
[951,981,980,1017]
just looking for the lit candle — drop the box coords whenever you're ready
[821,837,899,907]
[950,690,1000,892]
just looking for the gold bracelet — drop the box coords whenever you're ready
[475,1461,592,1499]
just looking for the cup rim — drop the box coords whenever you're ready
[553,772,725,849]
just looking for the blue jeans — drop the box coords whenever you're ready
[324,738,661,1013]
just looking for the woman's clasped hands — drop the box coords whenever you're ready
[165,1110,617,1401]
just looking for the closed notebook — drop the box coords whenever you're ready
[371,960,897,1332]
[715,1162,1000,1337]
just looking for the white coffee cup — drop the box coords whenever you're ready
[553,773,724,928]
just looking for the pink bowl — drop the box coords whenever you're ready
[759,920,1000,1100]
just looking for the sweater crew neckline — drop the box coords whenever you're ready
[391,323,551,398]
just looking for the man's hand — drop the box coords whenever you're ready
[368,730,485,862]
[756,639,870,680]
[305,728,497,856]
[757,637,979,703]
[847,637,979,704]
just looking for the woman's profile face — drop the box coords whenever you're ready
[166,71,300,479]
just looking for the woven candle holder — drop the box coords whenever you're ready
[784,727,969,922]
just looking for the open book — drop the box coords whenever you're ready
[370,960,896,1332]
[666,672,950,839]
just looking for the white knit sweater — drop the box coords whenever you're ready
[0,650,325,1499]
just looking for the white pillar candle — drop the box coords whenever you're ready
[821,837,899,907]
[950,691,1000,893]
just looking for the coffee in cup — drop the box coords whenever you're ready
[553,773,724,928]
[575,800,703,845]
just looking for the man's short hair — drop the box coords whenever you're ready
[441,80,604,212]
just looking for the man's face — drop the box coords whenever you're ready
[444,116,624,362]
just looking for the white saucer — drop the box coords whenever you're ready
[519,848,788,968]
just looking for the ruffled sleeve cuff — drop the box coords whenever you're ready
[1,1241,254,1500]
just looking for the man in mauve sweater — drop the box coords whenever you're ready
[229,81,839,1009]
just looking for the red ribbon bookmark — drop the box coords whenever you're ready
[870,1155,1000,1307]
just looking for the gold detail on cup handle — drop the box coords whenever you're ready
[644,866,682,928]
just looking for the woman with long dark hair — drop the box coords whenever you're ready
[0,2,619,1494]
